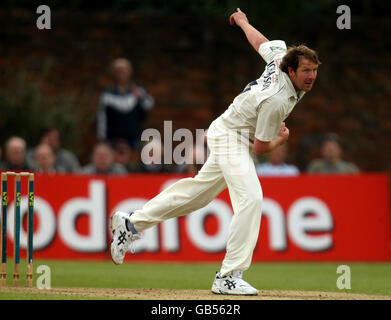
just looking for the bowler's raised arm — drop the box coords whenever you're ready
[230,8,269,52]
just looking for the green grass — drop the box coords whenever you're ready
[1,259,391,299]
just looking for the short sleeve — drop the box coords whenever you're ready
[255,99,284,142]
[258,40,287,64]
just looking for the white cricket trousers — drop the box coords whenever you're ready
[130,119,263,276]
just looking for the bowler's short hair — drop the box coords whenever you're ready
[280,45,321,73]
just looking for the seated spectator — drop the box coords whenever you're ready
[256,143,299,176]
[97,58,154,149]
[307,133,359,174]
[0,136,29,171]
[112,139,142,172]
[33,144,66,174]
[26,127,80,173]
[82,142,127,175]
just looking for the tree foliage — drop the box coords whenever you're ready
[0,70,82,152]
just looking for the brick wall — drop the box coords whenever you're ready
[1,9,390,174]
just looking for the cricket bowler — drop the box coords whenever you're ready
[110,8,320,295]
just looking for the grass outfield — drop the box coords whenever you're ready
[0,259,390,299]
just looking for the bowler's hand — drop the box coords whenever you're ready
[229,8,249,27]
[278,122,290,141]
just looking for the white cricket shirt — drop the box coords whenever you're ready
[215,40,305,146]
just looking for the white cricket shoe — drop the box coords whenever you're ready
[110,211,142,265]
[211,270,258,296]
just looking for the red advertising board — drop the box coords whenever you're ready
[2,173,390,262]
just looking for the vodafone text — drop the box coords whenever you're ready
[5,179,333,254]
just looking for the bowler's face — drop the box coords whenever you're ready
[289,57,318,92]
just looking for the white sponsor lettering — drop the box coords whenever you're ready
[288,197,333,251]
[186,199,233,252]
[58,181,106,252]
[262,198,287,251]
[7,196,56,250]
[13,180,333,254]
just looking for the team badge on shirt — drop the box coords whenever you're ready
[269,46,286,52]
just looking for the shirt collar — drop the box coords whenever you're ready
[282,72,305,102]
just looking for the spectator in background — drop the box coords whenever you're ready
[33,144,66,174]
[26,127,80,173]
[307,133,359,174]
[82,142,127,175]
[112,139,141,172]
[256,143,299,176]
[97,58,154,150]
[0,136,29,171]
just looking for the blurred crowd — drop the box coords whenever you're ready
[256,133,359,177]
[0,58,360,177]
[0,130,200,175]
[0,130,360,176]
